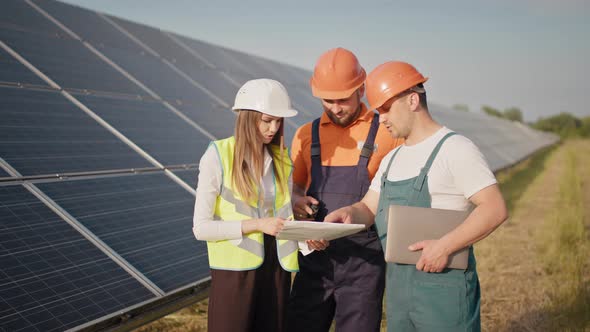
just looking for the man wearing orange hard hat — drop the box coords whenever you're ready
[287,48,403,332]
[324,61,508,331]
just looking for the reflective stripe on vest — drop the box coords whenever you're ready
[206,137,299,272]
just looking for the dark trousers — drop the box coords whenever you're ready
[287,232,386,332]
[207,234,291,332]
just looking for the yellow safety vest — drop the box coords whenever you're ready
[206,137,299,272]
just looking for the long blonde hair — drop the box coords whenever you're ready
[232,110,289,202]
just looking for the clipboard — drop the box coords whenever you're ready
[385,204,470,270]
[276,220,366,241]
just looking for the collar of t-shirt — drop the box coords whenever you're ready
[319,103,372,128]
[400,126,451,151]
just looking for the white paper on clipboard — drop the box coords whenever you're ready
[276,221,366,241]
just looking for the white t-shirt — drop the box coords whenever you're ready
[369,127,497,211]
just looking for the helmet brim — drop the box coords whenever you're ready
[231,107,299,118]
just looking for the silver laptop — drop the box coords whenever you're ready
[384,204,470,270]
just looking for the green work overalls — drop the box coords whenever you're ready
[374,132,481,332]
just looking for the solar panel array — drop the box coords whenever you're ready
[429,105,557,171]
[0,0,557,331]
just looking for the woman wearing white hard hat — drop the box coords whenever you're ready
[193,79,327,332]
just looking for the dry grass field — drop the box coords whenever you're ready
[478,139,590,331]
[135,139,590,332]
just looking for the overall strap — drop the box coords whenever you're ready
[412,132,457,192]
[357,112,380,169]
[382,146,403,183]
[309,118,322,190]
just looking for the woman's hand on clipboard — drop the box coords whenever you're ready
[305,239,329,251]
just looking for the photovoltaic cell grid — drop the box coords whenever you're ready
[175,36,260,83]
[430,105,557,170]
[0,47,48,87]
[27,2,242,140]
[73,94,210,166]
[0,0,559,330]
[0,0,62,36]
[0,29,147,97]
[0,168,10,178]
[0,0,316,330]
[173,102,236,139]
[101,46,220,105]
[172,33,319,119]
[0,86,152,176]
[106,16,208,68]
[95,43,239,139]
[44,1,236,124]
[165,62,239,108]
[0,185,154,332]
[31,0,145,54]
[95,17,244,137]
[36,173,210,292]
[284,85,322,120]
[172,169,198,189]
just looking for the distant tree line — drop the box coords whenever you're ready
[452,104,525,122]
[452,104,589,139]
[481,105,524,123]
[532,112,590,138]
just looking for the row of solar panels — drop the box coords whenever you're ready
[0,0,557,331]
[0,0,324,331]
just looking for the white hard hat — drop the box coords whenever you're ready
[232,79,298,118]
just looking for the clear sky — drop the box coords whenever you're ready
[60,0,589,122]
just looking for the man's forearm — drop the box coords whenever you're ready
[438,201,508,255]
[292,184,306,200]
[350,201,376,226]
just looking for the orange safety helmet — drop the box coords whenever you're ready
[310,47,366,99]
[366,61,428,111]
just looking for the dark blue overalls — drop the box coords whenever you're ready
[287,114,385,332]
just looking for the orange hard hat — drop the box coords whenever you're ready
[310,47,366,99]
[366,61,428,111]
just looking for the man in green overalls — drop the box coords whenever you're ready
[324,61,508,331]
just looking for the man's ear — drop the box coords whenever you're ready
[358,84,365,99]
[408,92,420,112]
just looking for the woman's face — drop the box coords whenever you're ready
[258,114,283,144]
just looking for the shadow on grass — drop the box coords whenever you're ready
[497,144,559,212]
[504,280,590,332]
